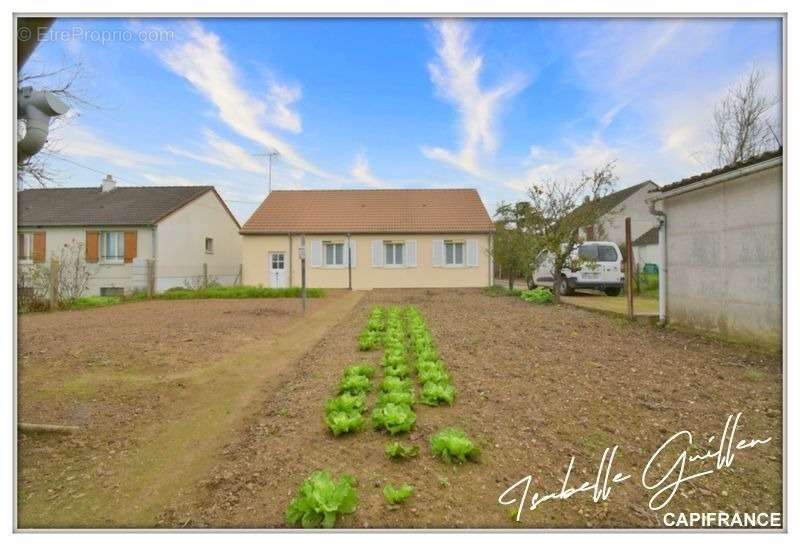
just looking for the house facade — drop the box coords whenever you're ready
[240,189,494,290]
[580,180,660,248]
[17,177,242,295]
[632,226,660,270]
[650,149,782,348]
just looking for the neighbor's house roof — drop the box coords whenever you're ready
[632,226,659,247]
[241,189,495,234]
[18,185,239,228]
[572,180,658,220]
[654,148,783,194]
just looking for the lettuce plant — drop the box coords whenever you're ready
[325,393,367,414]
[344,364,375,378]
[384,364,410,378]
[378,390,415,406]
[339,374,371,395]
[420,382,456,406]
[380,376,412,393]
[429,427,480,463]
[384,441,420,460]
[383,484,414,504]
[285,471,358,528]
[520,287,554,304]
[372,403,416,435]
[417,367,450,385]
[325,410,364,436]
[357,330,380,351]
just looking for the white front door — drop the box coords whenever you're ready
[269,252,287,288]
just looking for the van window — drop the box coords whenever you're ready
[597,245,618,262]
[578,244,598,261]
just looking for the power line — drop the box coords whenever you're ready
[37,152,262,204]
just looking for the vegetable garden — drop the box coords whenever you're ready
[287,304,479,528]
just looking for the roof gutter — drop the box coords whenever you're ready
[648,156,783,203]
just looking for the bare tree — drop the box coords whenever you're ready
[712,67,780,167]
[526,162,618,303]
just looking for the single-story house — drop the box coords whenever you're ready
[578,180,659,248]
[240,188,495,290]
[17,175,242,295]
[632,226,660,270]
[649,149,782,348]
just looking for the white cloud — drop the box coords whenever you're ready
[422,19,527,178]
[167,129,265,174]
[267,82,302,133]
[159,22,336,181]
[350,150,389,188]
[57,124,164,169]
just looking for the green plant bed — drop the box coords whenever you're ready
[520,287,553,304]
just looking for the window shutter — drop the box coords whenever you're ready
[32,232,46,263]
[310,239,322,267]
[124,231,138,263]
[85,231,99,263]
[406,240,417,267]
[348,239,357,267]
[466,239,478,267]
[431,239,444,267]
[371,240,383,267]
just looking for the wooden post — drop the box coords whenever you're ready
[202,262,208,289]
[146,258,155,297]
[300,235,307,313]
[625,217,634,319]
[49,257,59,310]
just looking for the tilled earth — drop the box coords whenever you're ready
[156,289,783,529]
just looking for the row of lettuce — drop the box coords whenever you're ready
[286,304,479,528]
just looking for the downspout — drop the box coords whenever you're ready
[288,233,293,288]
[647,200,667,325]
[347,233,352,290]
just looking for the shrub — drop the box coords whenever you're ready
[420,382,456,406]
[520,287,553,304]
[339,374,371,395]
[429,427,480,463]
[372,403,416,435]
[325,410,364,436]
[384,441,420,460]
[285,471,358,528]
[383,484,414,504]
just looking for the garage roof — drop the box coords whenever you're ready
[241,188,495,234]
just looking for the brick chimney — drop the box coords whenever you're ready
[102,174,116,192]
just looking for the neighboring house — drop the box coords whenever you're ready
[578,180,659,247]
[240,188,495,289]
[17,176,242,295]
[649,149,782,348]
[632,226,660,270]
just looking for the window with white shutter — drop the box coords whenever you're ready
[371,240,383,267]
[466,239,478,267]
[431,239,444,267]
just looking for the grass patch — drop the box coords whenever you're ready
[744,368,766,382]
[157,285,325,300]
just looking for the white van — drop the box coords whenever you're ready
[527,241,624,296]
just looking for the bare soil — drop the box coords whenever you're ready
[148,289,782,529]
[17,294,355,528]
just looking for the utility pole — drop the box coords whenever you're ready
[253,149,280,195]
[625,217,634,320]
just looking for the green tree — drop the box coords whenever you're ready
[492,201,535,291]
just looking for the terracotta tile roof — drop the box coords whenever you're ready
[654,148,783,193]
[18,185,222,227]
[241,189,494,234]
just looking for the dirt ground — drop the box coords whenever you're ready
[154,289,782,529]
[17,289,783,529]
[17,293,358,528]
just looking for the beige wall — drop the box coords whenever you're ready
[664,163,782,348]
[155,191,243,291]
[242,233,493,289]
[17,225,154,295]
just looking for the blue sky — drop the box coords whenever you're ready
[24,17,782,222]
